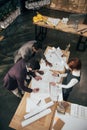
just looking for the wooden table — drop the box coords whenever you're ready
[33,16,87,51]
[9,93,57,130]
[9,46,70,130]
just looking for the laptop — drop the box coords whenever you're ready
[67,13,87,25]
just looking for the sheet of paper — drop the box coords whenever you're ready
[49,85,63,101]
[31,78,49,93]
[40,59,50,70]
[45,51,64,71]
[26,98,40,113]
[47,17,60,26]
[22,108,51,127]
[31,70,62,101]
[26,95,48,113]
[40,47,67,71]
[53,111,87,130]
[24,101,54,119]
[70,103,87,120]
[30,47,66,101]
[30,93,50,101]
[31,70,61,92]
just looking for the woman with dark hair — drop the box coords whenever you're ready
[3,58,42,98]
[50,57,82,101]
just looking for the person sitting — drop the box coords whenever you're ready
[50,57,81,101]
[14,40,52,67]
[3,58,42,98]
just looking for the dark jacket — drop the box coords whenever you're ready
[3,59,34,93]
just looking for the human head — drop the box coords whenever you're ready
[68,58,81,70]
[23,48,33,61]
[26,58,40,70]
[32,41,42,53]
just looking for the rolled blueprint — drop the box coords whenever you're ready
[24,101,54,119]
[21,108,51,127]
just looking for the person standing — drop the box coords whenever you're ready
[50,57,81,101]
[14,40,52,66]
[3,58,42,98]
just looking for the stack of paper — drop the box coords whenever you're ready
[70,103,87,120]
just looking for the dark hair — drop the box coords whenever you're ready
[68,58,81,70]
[33,41,42,50]
[26,58,40,70]
[24,48,33,61]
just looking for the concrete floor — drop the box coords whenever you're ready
[0,7,87,130]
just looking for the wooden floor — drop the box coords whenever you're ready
[0,7,87,130]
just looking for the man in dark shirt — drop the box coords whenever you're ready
[3,58,42,98]
[14,40,52,67]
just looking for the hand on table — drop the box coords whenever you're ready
[35,75,42,80]
[37,70,44,75]
[45,60,52,67]
[33,88,39,93]
[50,82,62,87]
[49,82,56,86]
[52,73,59,77]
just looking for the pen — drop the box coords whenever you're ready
[36,100,41,106]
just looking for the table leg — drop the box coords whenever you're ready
[76,36,87,51]
[40,27,47,41]
[35,25,47,41]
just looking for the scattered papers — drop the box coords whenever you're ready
[26,96,47,113]
[47,17,60,26]
[53,111,87,130]
[24,101,54,119]
[56,47,63,56]
[44,49,64,71]
[31,77,49,95]
[30,47,66,101]
[26,98,40,113]
[45,47,68,70]
[23,99,54,127]
[40,46,67,71]
[22,108,51,127]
